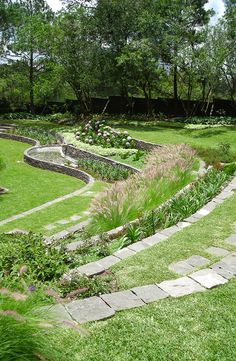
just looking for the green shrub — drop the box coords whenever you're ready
[185,116,236,125]
[77,158,131,181]
[13,126,58,145]
[196,142,236,165]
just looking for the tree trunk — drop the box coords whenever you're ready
[29,50,34,114]
[173,64,178,100]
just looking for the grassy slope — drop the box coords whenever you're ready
[0,139,84,220]
[112,191,236,289]
[115,121,236,153]
[0,181,105,235]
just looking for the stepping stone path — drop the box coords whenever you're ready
[189,269,227,289]
[169,255,210,275]
[225,234,236,246]
[206,247,230,257]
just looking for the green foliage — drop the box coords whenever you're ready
[13,126,58,145]
[77,158,131,181]
[185,116,236,125]
[196,142,236,165]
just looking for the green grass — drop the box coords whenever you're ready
[114,120,236,154]
[59,279,236,361]
[111,191,236,290]
[0,139,85,221]
[0,181,105,235]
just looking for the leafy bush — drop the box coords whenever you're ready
[77,158,131,181]
[184,116,236,125]
[196,142,236,165]
[0,233,67,288]
[88,145,196,233]
[74,115,136,149]
[13,126,58,145]
[62,131,139,157]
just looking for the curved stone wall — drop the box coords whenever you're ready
[0,132,39,146]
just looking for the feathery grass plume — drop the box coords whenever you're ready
[88,145,196,233]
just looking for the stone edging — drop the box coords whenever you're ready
[64,176,236,278]
[0,131,39,146]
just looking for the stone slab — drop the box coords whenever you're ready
[184,216,199,223]
[159,225,179,236]
[131,284,169,304]
[196,208,210,216]
[51,230,69,241]
[66,296,115,323]
[100,290,145,311]
[221,253,236,266]
[169,261,195,275]
[70,215,81,222]
[113,248,136,260]
[44,224,56,230]
[7,228,29,235]
[66,241,83,252]
[128,241,150,252]
[158,277,205,298]
[57,219,70,225]
[66,224,85,234]
[225,234,236,246]
[36,304,73,322]
[185,255,210,267]
[142,233,167,246]
[189,268,228,289]
[211,261,235,279]
[205,247,230,257]
[97,255,121,269]
[76,262,105,277]
[177,222,191,229]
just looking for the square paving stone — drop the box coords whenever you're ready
[184,216,199,223]
[196,208,210,216]
[158,277,205,298]
[37,304,73,322]
[97,255,121,269]
[211,261,235,279]
[51,230,69,241]
[113,248,136,260]
[142,233,167,246]
[177,222,191,229]
[206,247,230,257]
[168,261,195,275]
[70,215,81,222]
[160,225,179,236]
[100,290,145,311]
[57,219,70,225]
[66,241,83,252]
[76,262,105,277]
[221,253,236,266]
[189,269,228,289]
[225,234,236,246]
[128,241,150,252]
[66,296,115,323]
[185,255,210,267]
[131,285,169,303]
[44,224,56,230]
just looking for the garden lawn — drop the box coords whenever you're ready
[114,121,236,153]
[0,139,84,220]
[54,279,236,361]
[111,191,236,290]
[0,181,105,235]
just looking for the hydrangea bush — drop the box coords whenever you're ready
[75,116,135,149]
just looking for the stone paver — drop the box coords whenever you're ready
[113,248,136,260]
[76,262,105,277]
[57,219,70,225]
[159,225,179,236]
[184,215,199,223]
[206,247,230,257]
[44,224,56,230]
[142,232,168,246]
[70,215,81,222]
[221,253,236,266]
[169,261,195,275]
[66,241,83,252]
[50,230,69,241]
[196,208,210,216]
[7,228,29,235]
[158,277,205,297]
[97,255,121,269]
[128,241,150,252]
[66,296,115,323]
[142,233,167,246]
[37,304,73,322]
[225,234,236,246]
[189,269,228,288]
[177,221,191,229]
[100,290,145,311]
[211,261,235,279]
[131,284,169,303]
[185,255,210,267]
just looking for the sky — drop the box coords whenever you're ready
[46,0,226,22]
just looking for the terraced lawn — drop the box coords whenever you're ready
[0,139,85,220]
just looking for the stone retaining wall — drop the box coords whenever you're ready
[0,132,39,146]
[25,146,91,184]
[61,144,140,174]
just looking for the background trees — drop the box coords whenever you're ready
[0,0,235,114]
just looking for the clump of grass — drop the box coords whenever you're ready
[88,145,196,233]
[196,142,236,165]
